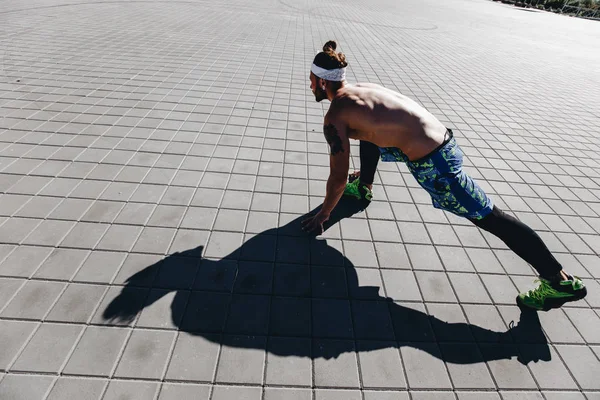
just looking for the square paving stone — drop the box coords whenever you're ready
[46,283,106,323]
[1,280,65,319]
[264,388,312,400]
[46,377,107,400]
[211,386,262,400]
[313,339,360,388]
[265,337,312,386]
[556,344,600,390]
[0,320,38,370]
[400,343,452,389]
[165,333,220,381]
[114,329,176,379]
[102,380,159,400]
[215,335,266,384]
[12,323,82,373]
[63,326,128,376]
[357,342,406,388]
[157,383,210,400]
[0,374,55,400]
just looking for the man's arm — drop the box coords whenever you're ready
[302,117,350,234]
[320,119,350,216]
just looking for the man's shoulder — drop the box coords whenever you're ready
[354,82,383,89]
[324,99,346,123]
[328,91,368,121]
[354,82,404,98]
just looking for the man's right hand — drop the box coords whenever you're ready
[301,211,330,235]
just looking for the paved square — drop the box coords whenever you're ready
[1,0,600,398]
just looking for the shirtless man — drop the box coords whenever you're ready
[301,41,587,311]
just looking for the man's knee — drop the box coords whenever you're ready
[469,205,501,229]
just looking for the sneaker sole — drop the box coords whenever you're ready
[342,188,373,202]
[516,286,588,311]
[342,192,362,200]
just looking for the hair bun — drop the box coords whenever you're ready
[323,40,337,52]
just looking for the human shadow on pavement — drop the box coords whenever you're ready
[103,196,551,365]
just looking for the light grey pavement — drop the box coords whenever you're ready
[1,0,600,399]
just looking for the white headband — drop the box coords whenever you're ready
[311,63,346,82]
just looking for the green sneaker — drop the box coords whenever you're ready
[517,276,587,311]
[344,178,373,201]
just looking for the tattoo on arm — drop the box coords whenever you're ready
[324,124,344,155]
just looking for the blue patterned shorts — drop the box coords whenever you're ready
[379,130,493,220]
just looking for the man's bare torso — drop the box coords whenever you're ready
[327,83,448,161]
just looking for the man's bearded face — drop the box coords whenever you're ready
[310,72,327,102]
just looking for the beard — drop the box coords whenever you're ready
[313,87,327,102]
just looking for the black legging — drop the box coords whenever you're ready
[358,140,563,279]
[470,206,562,278]
[358,140,380,185]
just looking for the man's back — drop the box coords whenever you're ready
[329,82,447,160]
